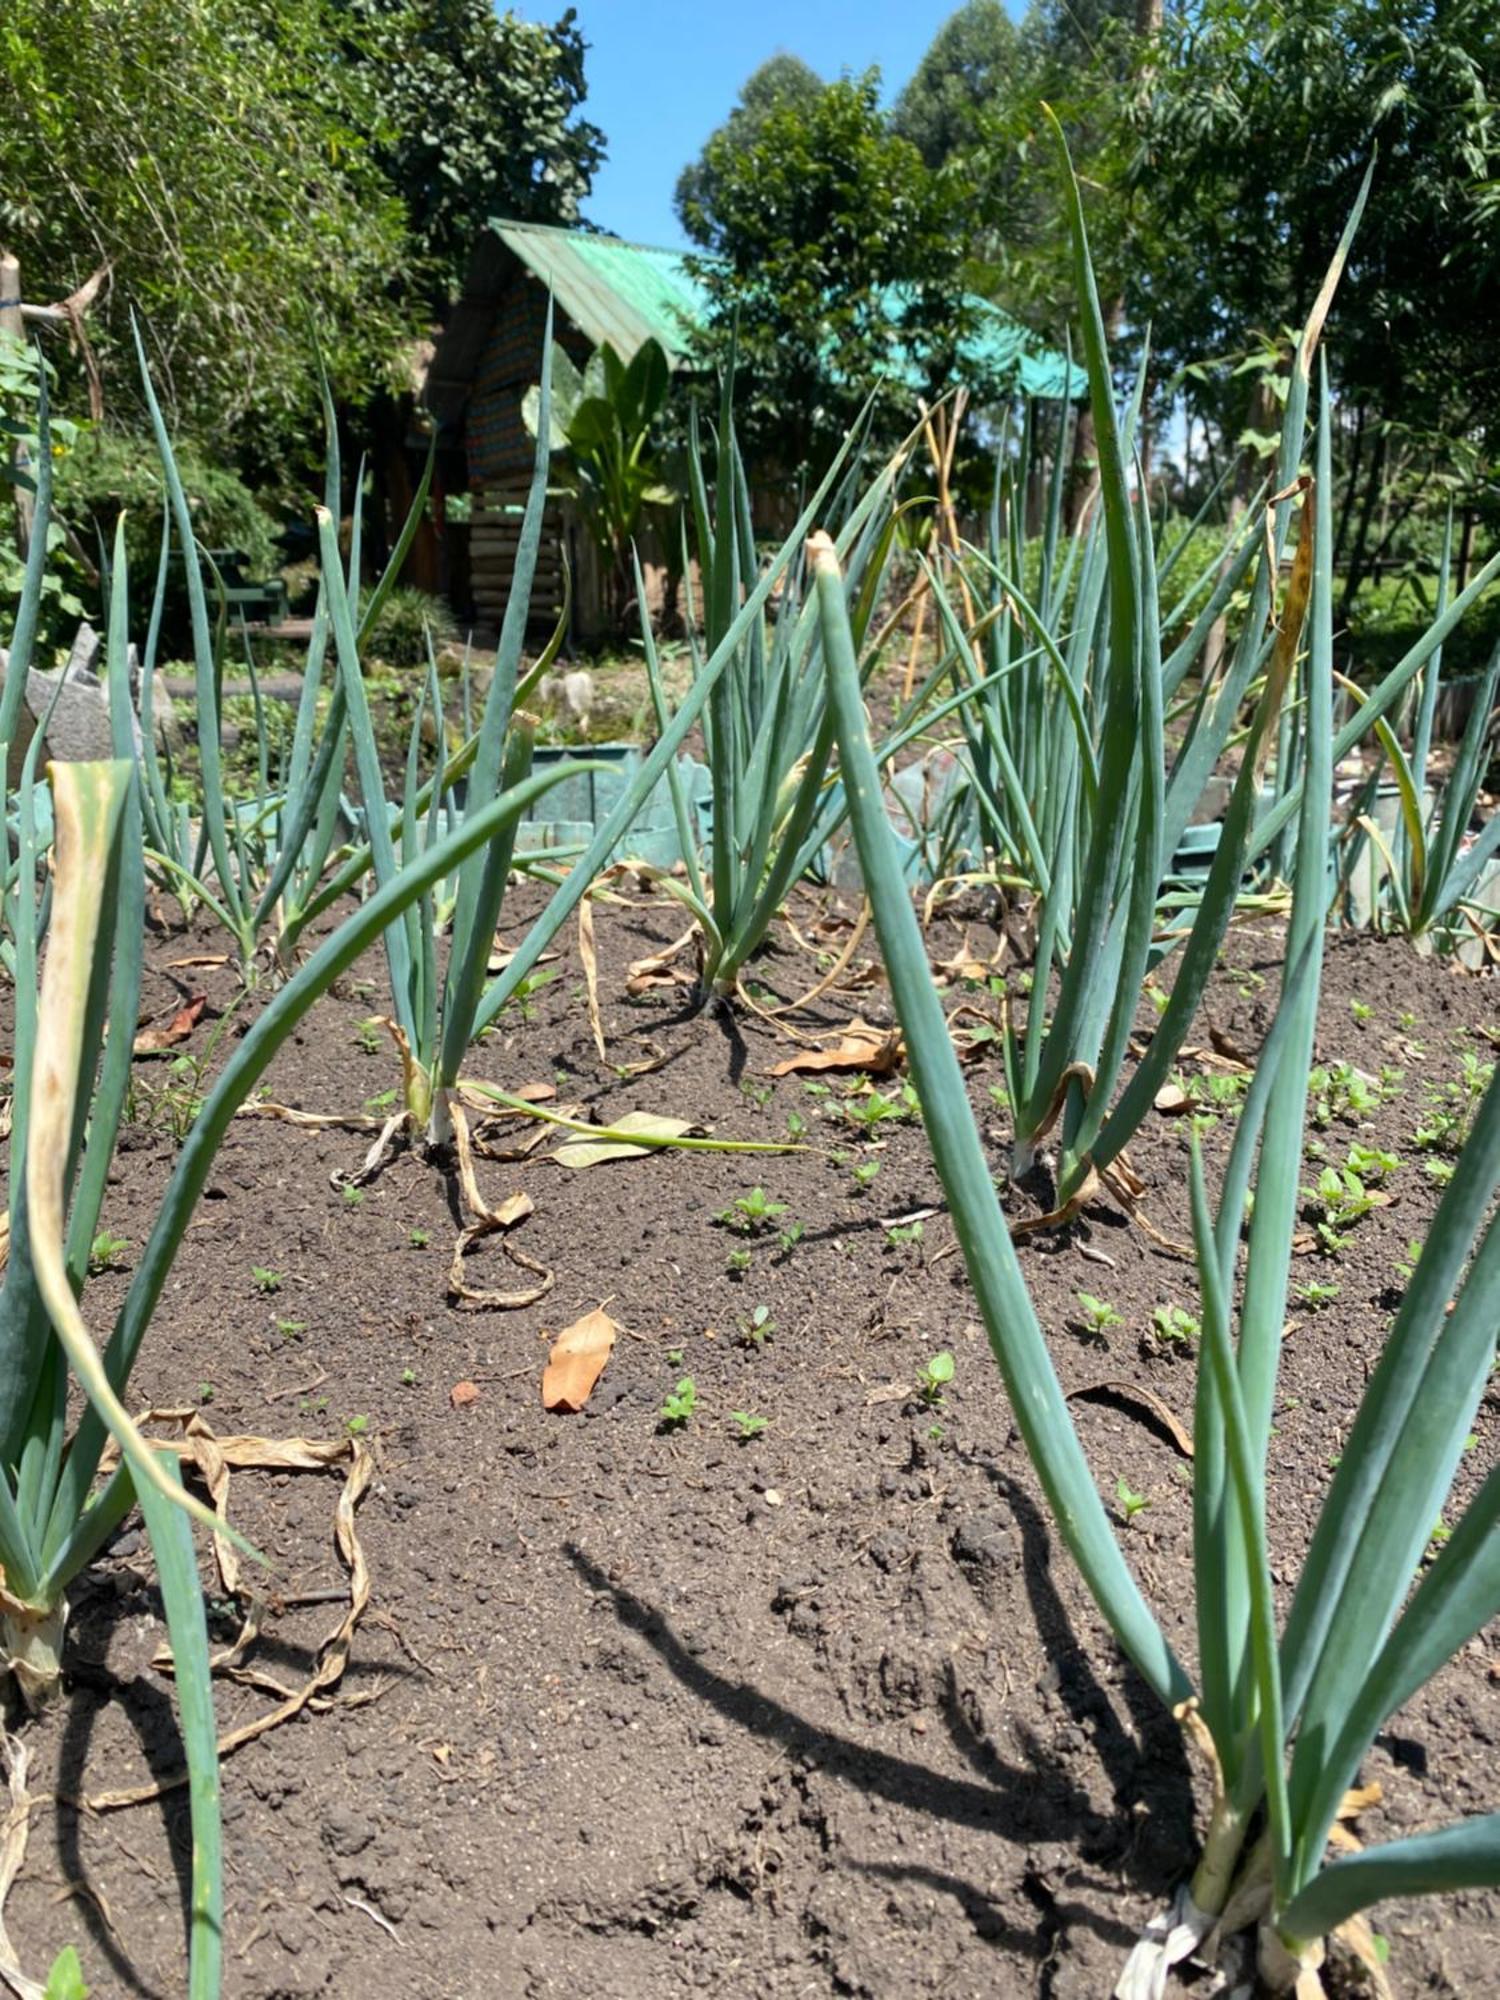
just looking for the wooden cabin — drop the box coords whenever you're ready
[425,221,1082,646]
[425,222,707,644]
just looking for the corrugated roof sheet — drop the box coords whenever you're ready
[491,222,706,366]
[487,221,1083,399]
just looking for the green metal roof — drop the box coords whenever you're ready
[490,222,706,367]
[488,220,1083,400]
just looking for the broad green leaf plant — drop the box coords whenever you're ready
[812,157,1500,1999]
[524,334,677,635]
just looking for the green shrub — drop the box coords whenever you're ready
[57,425,279,582]
[361,584,457,668]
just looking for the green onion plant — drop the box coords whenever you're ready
[637,375,916,1005]
[916,122,1372,1216]
[1336,513,1500,948]
[0,450,595,1993]
[127,337,437,975]
[816,336,1500,1991]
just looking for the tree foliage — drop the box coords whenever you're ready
[676,55,825,250]
[891,1,1020,168]
[0,1,605,454]
[680,72,979,473]
[342,1,605,306]
[1126,0,1500,583]
[0,0,410,451]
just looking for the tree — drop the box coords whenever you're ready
[0,2,607,463]
[675,56,825,249]
[1125,0,1500,603]
[892,2,1020,168]
[340,2,606,308]
[681,72,982,474]
[0,0,410,454]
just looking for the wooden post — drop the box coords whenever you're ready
[0,248,35,557]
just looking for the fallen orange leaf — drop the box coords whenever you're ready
[133,993,207,1055]
[449,1381,482,1409]
[770,1021,901,1078]
[541,1308,620,1413]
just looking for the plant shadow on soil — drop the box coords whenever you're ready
[567,1520,1190,1961]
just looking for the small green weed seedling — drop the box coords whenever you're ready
[1302,1163,1379,1254]
[400,1368,417,1388]
[725,1247,752,1275]
[345,1414,370,1437]
[1150,1303,1201,1350]
[784,1110,809,1143]
[845,1083,916,1132]
[1345,1141,1398,1182]
[716,1187,787,1235]
[884,1219,925,1250]
[363,1088,399,1116]
[1308,1062,1387,1128]
[1415,1052,1494,1157]
[738,1304,775,1348]
[252,1265,282,1294]
[1293,1280,1341,1310]
[850,1160,882,1193]
[87,1232,129,1274]
[197,1382,216,1405]
[1075,1292,1123,1341]
[916,1351,955,1407]
[776,1221,805,1257]
[1395,1239,1423,1284]
[43,1946,88,2000]
[1349,999,1373,1025]
[1115,1476,1151,1524]
[729,1411,768,1441]
[355,1018,383,1056]
[342,1184,365,1208]
[409,1228,429,1248]
[274,1316,307,1342]
[660,1377,697,1427]
[739,1078,773,1112]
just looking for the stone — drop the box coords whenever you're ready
[0,624,146,785]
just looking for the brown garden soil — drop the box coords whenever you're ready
[3,880,1498,1999]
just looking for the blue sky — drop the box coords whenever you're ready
[537,2,984,249]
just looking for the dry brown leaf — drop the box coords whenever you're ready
[1208,1024,1257,1067]
[770,1021,901,1078]
[625,926,697,995]
[579,898,606,1061]
[541,1307,620,1412]
[1154,1082,1192,1116]
[163,953,230,970]
[933,931,1004,985]
[550,1111,694,1170]
[132,992,206,1054]
[450,1381,482,1409]
[87,1410,373,1812]
[487,941,560,975]
[447,1103,554,1308]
